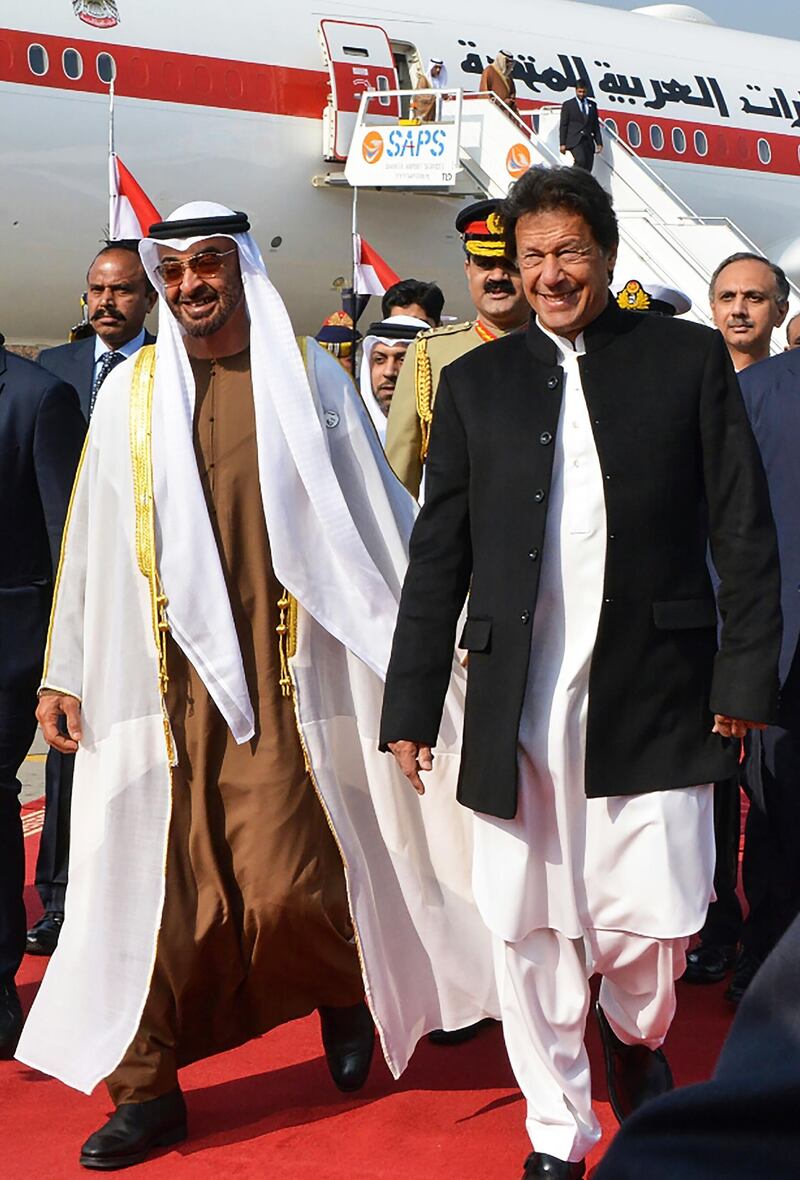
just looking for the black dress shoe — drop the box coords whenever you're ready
[428,1018,496,1045]
[725,949,763,1005]
[596,1001,673,1124]
[681,942,736,984]
[0,980,23,1060]
[26,911,64,956]
[319,1001,375,1092]
[79,1088,187,1170]
[522,1151,585,1178]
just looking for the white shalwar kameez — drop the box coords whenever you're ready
[471,325,715,1162]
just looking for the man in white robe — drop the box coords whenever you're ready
[381,168,781,1178]
[18,203,498,1169]
[358,315,428,445]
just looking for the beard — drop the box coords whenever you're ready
[169,276,244,338]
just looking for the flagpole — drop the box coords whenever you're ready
[351,183,359,372]
[107,76,115,239]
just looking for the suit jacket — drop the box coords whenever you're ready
[737,350,800,688]
[380,301,781,819]
[38,330,155,420]
[594,911,800,1180]
[559,96,602,150]
[0,344,85,688]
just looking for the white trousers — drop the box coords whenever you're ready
[495,927,689,1163]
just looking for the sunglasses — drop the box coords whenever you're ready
[154,247,238,287]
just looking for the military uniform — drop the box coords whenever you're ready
[385,319,500,497]
[385,196,523,498]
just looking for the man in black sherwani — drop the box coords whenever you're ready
[380,167,781,1180]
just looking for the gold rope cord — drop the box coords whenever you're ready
[129,345,175,763]
[276,590,298,698]
[414,337,434,461]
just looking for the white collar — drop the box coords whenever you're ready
[536,319,587,359]
[94,327,146,360]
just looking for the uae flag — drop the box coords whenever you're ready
[353,235,400,296]
[108,154,161,241]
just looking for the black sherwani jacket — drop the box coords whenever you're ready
[379,301,781,820]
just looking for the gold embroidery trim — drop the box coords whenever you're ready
[414,336,434,462]
[276,590,298,698]
[41,432,90,684]
[129,345,175,763]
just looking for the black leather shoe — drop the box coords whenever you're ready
[725,950,763,1005]
[681,942,736,984]
[0,980,23,1060]
[26,911,64,956]
[79,1089,187,1170]
[319,1001,375,1092]
[596,1001,673,1124]
[522,1152,585,1178]
[428,1018,496,1045]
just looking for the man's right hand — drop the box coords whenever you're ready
[559,145,567,154]
[36,690,82,753]
[388,740,433,796]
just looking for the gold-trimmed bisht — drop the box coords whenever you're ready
[130,345,176,764]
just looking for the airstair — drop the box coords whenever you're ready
[341,89,799,346]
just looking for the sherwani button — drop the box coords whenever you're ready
[534,489,546,503]
[528,548,539,561]
[521,610,531,624]
[547,376,559,390]
[539,432,553,446]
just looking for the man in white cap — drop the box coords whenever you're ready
[19,203,497,1168]
[359,315,429,444]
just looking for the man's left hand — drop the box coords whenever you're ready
[712,715,767,739]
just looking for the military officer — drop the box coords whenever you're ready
[385,199,528,498]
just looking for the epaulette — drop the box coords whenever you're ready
[417,320,474,342]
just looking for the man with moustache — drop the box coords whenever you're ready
[28,242,156,959]
[18,203,496,1168]
[381,167,781,1178]
[709,252,789,372]
[386,198,528,498]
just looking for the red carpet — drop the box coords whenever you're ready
[2,804,735,1179]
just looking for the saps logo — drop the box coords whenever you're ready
[386,128,448,159]
[506,143,532,179]
[362,131,385,164]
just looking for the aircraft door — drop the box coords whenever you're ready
[319,20,401,160]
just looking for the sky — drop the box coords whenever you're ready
[577,0,796,39]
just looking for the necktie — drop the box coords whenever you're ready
[90,350,125,419]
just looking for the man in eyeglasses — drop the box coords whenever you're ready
[386,198,528,498]
[18,202,497,1168]
[27,243,157,962]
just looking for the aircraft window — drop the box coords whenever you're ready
[375,74,393,107]
[225,68,243,99]
[28,43,48,76]
[604,118,617,137]
[343,46,369,58]
[63,48,83,80]
[672,127,687,154]
[650,125,664,150]
[193,65,211,94]
[627,121,641,148]
[757,138,772,165]
[96,52,116,83]
[694,130,708,157]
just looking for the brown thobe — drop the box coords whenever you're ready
[107,346,363,1104]
[480,64,517,110]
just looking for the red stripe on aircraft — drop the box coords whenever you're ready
[0,26,328,117]
[2,27,799,177]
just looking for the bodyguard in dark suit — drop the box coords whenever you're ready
[30,242,155,956]
[380,168,780,1179]
[559,82,602,172]
[0,337,85,1054]
[730,350,800,984]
